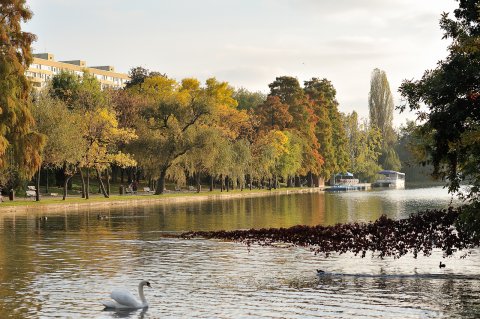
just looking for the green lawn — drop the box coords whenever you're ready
[0,186,308,208]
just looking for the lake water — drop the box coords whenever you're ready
[1,186,479,318]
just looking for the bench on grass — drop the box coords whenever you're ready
[26,185,36,199]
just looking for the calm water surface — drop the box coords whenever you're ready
[1,187,479,318]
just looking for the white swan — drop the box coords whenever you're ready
[102,280,151,309]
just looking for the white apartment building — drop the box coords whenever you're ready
[26,53,130,90]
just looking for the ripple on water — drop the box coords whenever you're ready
[1,190,479,318]
[7,238,475,318]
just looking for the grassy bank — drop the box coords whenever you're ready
[0,187,322,213]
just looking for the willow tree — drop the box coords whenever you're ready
[128,76,237,194]
[0,0,44,183]
[32,93,85,200]
[50,72,137,198]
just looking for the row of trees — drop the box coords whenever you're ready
[0,0,406,202]
[24,68,401,200]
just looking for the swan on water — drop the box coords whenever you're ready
[102,280,151,309]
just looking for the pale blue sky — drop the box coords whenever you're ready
[25,0,458,126]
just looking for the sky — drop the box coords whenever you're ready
[25,0,458,127]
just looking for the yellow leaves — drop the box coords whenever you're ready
[80,106,137,168]
[256,130,290,163]
[181,78,200,92]
[215,105,249,139]
[206,78,237,109]
[107,152,137,168]
[83,107,137,144]
[97,107,118,127]
[271,130,289,154]
[139,76,177,102]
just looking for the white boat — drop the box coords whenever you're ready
[333,172,359,186]
[373,170,405,188]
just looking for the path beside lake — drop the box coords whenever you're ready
[0,187,323,214]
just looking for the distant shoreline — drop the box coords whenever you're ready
[0,187,323,215]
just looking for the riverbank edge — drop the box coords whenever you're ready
[0,187,324,214]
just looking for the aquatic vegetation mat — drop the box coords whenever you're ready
[182,208,480,258]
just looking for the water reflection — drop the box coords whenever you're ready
[102,307,148,319]
[0,187,475,318]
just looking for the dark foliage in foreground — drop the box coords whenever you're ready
[182,208,480,258]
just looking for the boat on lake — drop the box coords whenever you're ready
[372,170,405,188]
[327,172,370,192]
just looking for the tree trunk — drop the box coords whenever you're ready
[195,172,201,193]
[86,167,90,199]
[95,167,109,198]
[62,175,73,200]
[287,175,292,188]
[308,171,313,187]
[210,175,214,191]
[120,168,124,184]
[45,169,49,193]
[295,175,301,187]
[220,174,224,192]
[35,168,41,201]
[111,165,118,183]
[79,168,86,198]
[155,168,167,195]
[106,168,111,196]
[274,175,278,189]
[127,167,133,184]
[226,175,229,192]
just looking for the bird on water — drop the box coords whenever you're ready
[102,280,151,309]
[439,261,446,268]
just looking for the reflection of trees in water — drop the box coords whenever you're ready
[0,210,146,318]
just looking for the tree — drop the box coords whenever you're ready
[128,76,237,194]
[50,72,137,198]
[369,69,394,144]
[369,68,400,170]
[32,93,85,200]
[266,76,324,186]
[344,111,382,182]
[395,121,436,183]
[50,70,81,106]
[255,96,292,130]
[304,78,348,182]
[125,66,167,89]
[268,76,303,105]
[399,0,480,201]
[0,0,45,182]
[233,88,266,111]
